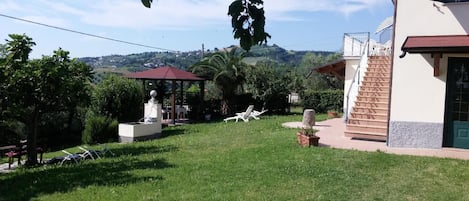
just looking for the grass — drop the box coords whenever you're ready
[2,114,469,200]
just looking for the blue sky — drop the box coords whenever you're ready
[0,0,394,58]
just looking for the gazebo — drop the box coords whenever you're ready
[126,66,205,124]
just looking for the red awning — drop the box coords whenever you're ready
[311,59,346,80]
[399,35,469,76]
[401,35,469,54]
[126,66,204,81]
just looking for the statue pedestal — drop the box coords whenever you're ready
[118,103,162,143]
[118,122,162,143]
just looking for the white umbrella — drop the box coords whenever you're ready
[375,16,393,34]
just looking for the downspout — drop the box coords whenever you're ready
[386,0,398,146]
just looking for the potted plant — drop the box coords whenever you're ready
[297,126,320,147]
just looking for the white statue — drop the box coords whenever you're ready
[144,90,158,123]
[149,90,158,104]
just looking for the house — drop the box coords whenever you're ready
[315,0,469,149]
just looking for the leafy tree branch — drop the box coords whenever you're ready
[141,0,270,51]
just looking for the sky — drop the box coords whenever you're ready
[0,0,394,58]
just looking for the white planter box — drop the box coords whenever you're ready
[118,122,162,142]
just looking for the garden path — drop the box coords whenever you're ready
[284,118,469,160]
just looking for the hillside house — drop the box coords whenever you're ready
[315,0,469,149]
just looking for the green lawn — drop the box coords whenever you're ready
[2,114,469,201]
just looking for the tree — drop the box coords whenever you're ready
[245,61,293,112]
[141,0,270,51]
[83,75,143,143]
[0,34,93,166]
[89,75,144,123]
[301,53,343,92]
[191,48,249,115]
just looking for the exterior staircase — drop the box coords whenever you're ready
[345,56,391,141]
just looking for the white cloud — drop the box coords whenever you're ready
[74,0,231,30]
[0,0,24,13]
[0,0,388,30]
[22,15,69,27]
[265,0,387,21]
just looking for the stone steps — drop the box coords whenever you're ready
[350,112,388,120]
[352,106,388,114]
[348,118,388,127]
[344,130,387,141]
[356,95,389,102]
[354,101,389,108]
[346,124,387,134]
[345,56,391,141]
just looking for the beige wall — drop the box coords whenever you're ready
[390,0,469,123]
[343,58,360,111]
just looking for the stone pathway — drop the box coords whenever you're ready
[0,161,21,174]
[284,118,469,160]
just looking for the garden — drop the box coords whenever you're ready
[3,34,469,201]
[2,114,469,200]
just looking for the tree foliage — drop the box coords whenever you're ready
[88,75,144,123]
[0,34,93,166]
[245,61,292,112]
[191,48,249,114]
[82,114,118,144]
[84,75,143,143]
[228,0,270,51]
[141,0,270,51]
[301,52,344,92]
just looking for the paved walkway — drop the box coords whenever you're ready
[0,161,21,174]
[283,118,469,160]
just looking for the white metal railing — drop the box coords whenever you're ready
[343,32,370,57]
[369,39,392,56]
[345,41,369,122]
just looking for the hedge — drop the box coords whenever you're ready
[302,90,343,113]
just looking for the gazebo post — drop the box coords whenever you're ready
[180,81,184,119]
[171,80,176,125]
[199,81,205,121]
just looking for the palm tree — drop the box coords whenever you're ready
[191,48,249,115]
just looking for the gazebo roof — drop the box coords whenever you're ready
[126,66,204,81]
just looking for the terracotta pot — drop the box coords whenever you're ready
[327,111,338,118]
[297,132,320,147]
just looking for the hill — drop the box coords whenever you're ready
[78,44,336,73]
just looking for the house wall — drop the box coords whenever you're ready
[389,0,469,148]
[343,59,360,113]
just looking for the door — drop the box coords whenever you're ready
[445,58,469,148]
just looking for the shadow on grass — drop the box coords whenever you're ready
[110,144,179,157]
[159,128,186,139]
[0,158,174,200]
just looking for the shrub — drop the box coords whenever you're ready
[89,75,144,122]
[82,114,118,144]
[302,90,343,113]
[0,120,26,146]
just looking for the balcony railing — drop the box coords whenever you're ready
[343,32,370,57]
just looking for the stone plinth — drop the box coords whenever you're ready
[118,122,162,143]
[119,103,163,143]
[302,109,316,128]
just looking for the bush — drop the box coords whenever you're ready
[40,109,86,150]
[82,114,118,144]
[302,90,343,113]
[0,120,26,146]
[89,75,144,122]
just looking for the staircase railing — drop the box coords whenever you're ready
[345,41,369,122]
